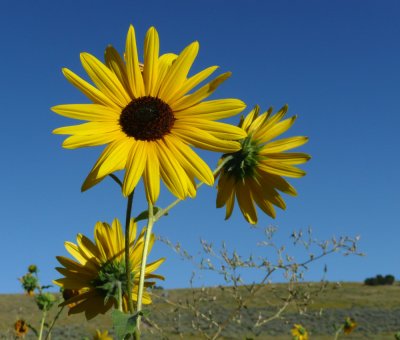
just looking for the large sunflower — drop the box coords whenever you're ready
[216,105,310,224]
[52,25,246,202]
[54,218,164,320]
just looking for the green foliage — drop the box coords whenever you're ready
[364,274,395,286]
[394,331,400,340]
[35,292,56,311]
[19,273,38,294]
[134,207,162,222]
[111,310,149,340]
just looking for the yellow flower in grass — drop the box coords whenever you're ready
[54,218,164,320]
[291,324,309,340]
[52,25,247,203]
[14,319,28,338]
[93,329,113,340]
[217,105,310,224]
[343,317,357,334]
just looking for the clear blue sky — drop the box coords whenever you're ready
[1,0,399,293]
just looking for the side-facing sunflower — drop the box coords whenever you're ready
[291,324,309,340]
[216,105,310,224]
[52,25,246,203]
[54,218,164,320]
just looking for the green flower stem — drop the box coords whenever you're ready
[334,326,343,340]
[44,306,64,340]
[136,202,154,329]
[38,310,47,340]
[154,155,233,222]
[117,281,123,312]
[124,191,135,314]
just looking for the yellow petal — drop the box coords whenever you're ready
[143,27,160,96]
[174,99,246,120]
[158,41,199,102]
[258,161,306,178]
[104,45,132,98]
[59,131,123,149]
[53,121,120,136]
[261,136,309,153]
[225,188,235,220]
[241,105,260,131]
[254,115,296,143]
[153,53,178,95]
[123,141,147,196]
[145,258,165,274]
[80,53,131,106]
[263,152,311,165]
[125,25,145,97]
[94,138,134,178]
[171,72,231,112]
[176,118,247,140]
[169,65,218,104]
[51,104,120,122]
[163,135,214,185]
[62,68,119,109]
[235,179,257,224]
[249,177,286,210]
[155,140,190,199]
[251,106,286,134]
[216,173,235,208]
[247,178,277,218]
[143,142,160,203]
[257,171,297,196]
[172,125,241,152]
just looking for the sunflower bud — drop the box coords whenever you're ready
[35,292,56,311]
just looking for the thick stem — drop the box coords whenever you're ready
[135,202,155,334]
[125,191,135,314]
[38,310,47,340]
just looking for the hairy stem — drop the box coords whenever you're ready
[125,191,134,314]
[38,310,47,340]
[44,306,64,340]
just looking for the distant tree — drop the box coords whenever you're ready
[364,274,395,286]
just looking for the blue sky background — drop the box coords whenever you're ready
[1,0,399,293]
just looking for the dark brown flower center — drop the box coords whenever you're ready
[119,96,175,141]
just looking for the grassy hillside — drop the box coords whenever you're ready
[1,282,399,339]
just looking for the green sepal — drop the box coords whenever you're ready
[112,310,150,340]
[134,207,162,222]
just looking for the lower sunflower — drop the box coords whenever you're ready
[217,105,310,224]
[54,218,164,320]
[291,324,309,340]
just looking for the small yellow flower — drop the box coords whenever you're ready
[93,329,113,340]
[343,317,357,334]
[217,105,310,224]
[54,218,164,320]
[291,324,309,340]
[52,24,247,203]
[14,319,29,338]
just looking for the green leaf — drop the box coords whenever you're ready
[111,310,150,340]
[134,207,163,222]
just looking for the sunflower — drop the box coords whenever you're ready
[14,319,29,338]
[93,329,113,340]
[52,25,246,203]
[343,317,357,334]
[291,324,309,340]
[54,218,164,320]
[216,105,310,224]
